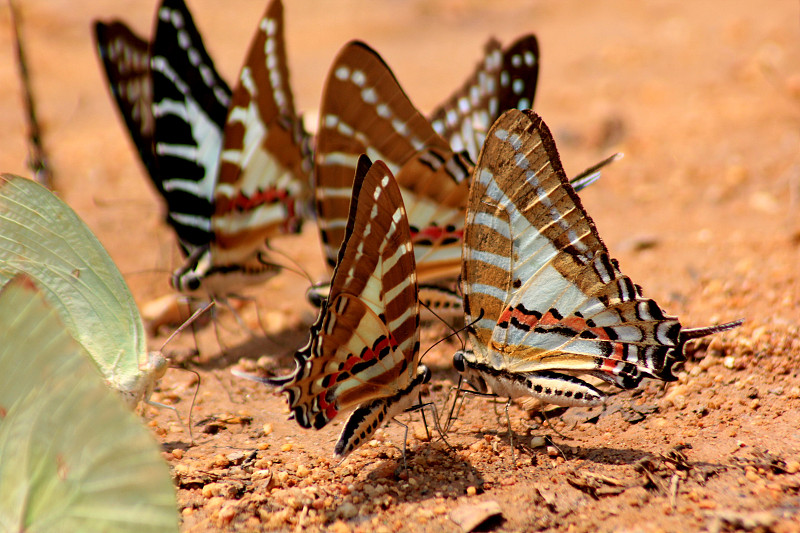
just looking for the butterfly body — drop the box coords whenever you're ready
[269,156,427,459]
[456,110,742,406]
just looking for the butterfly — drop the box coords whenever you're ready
[310,40,612,320]
[0,275,178,532]
[267,155,428,459]
[454,109,743,407]
[0,174,166,409]
[97,0,312,298]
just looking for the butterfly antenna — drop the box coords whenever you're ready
[262,243,315,286]
[159,300,215,352]
[417,307,479,362]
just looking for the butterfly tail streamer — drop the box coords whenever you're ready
[569,152,624,192]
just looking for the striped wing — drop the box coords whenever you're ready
[314,41,469,272]
[272,157,425,458]
[463,110,739,400]
[151,0,231,253]
[211,0,312,267]
[430,35,539,163]
[93,21,158,191]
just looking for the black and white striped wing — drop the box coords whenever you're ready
[150,0,231,253]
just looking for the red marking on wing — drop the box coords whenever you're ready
[317,393,338,421]
[229,188,290,211]
[410,226,463,243]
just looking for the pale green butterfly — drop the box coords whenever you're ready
[0,174,166,408]
[0,274,179,532]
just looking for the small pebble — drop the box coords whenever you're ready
[530,436,547,448]
[281,443,293,452]
[723,356,736,369]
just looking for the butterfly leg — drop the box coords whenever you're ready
[390,418,410,471]
[504,398,516,466]
[145,398,193,444]
[405,400,454,454]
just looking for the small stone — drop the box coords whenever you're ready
[785,460,800,474]
[216,503,237,524]
[723,356,736,369]
[252,469,272,482]
[328,521,351,533]
[450,500,502,532]
[746,469,760,483]
[281,443,293,452]
[296,464,311,478]
[337,502,358,519]
[530,436,547,448]
[171,448,184,460]
[546,446,559,457]
[263,423,273,436]
[466,486,477,496]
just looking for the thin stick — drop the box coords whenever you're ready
[9,0,53,189]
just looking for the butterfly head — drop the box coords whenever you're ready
[452,349,490,395]
[171,246,282,298]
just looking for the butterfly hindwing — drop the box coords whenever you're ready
[272,156,427,458]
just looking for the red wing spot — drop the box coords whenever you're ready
[342,336,396,372]
[410,226,463,243]
[317,393,338,421]
[231,188,288,211]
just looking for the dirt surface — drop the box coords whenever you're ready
[2,1,800,531]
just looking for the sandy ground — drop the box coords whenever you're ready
[1,0,800,531]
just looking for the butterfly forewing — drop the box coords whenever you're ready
[150,0,231,253]
[212,0,312,265]
[94,21,158,189]
[273,157,423,457]
[430,35,539,163]
[314,41,454,270]
[464,110,685,390]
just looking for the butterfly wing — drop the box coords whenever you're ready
[464,110,688,398]
[150,0,231,253]
[273,157,423,457]
[314,41,467,271]
[211,0,312,267]
[0,275,178,532]
[430,35,539,163]
[93,21,158,191]
[0,175,163,407]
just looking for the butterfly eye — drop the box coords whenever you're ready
[453,351,467,372]
[186,277,201,292]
